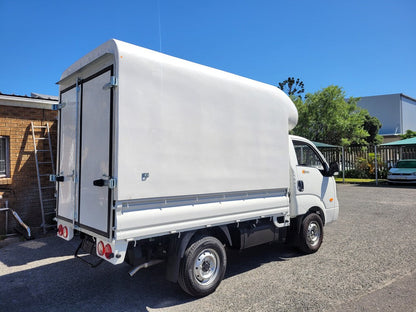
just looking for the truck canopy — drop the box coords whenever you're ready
[58,39,298,239]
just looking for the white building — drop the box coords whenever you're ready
[357,93,416,142]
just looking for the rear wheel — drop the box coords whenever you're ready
[178,235,226,297]
[298,213,323,254]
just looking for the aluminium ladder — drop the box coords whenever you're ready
[31,122,56,234]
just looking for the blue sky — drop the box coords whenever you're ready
[0,0,415,98]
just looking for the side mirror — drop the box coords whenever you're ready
[326,162,339,177]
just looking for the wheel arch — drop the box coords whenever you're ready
[295,195,327,225]
[165,225,232,283]
[307,206,326,226]
[291,205,326,240]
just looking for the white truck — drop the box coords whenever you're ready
[54,39,339,297]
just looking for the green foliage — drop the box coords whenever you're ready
[362,112,383,145]
[278,77,305,97]
[368,152,384,174]
[343,169,371,179]
[400,129,416,139]
[355,157,370,172]
[290,85,382,147]
[342,169,387,179]
[343,152,386,179]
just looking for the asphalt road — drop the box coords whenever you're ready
[0,184,415,312]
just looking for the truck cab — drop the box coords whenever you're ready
[290,135,339,227]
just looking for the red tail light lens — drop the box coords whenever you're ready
[97,241,105,256]
[58,224,63,236]
[104,244,113,259]
[63,226,68,238]
[97,241,113,259]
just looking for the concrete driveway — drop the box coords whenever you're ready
[1,184,415,312]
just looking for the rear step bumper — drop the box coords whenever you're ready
[75,236,103,268]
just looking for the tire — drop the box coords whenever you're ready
[178,235,227,297]
[298,213,324,254]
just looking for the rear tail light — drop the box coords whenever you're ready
[104,244,113,259]
[58,224,63,236]
[96,241,114,259]
[63,226,68,238]
[57,224,69,238]
[97,241,105,256]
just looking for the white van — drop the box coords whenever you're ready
[53,39,339,296]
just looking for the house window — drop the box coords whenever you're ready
[0,136,10,178]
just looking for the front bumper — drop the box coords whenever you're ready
[387,175,416,183]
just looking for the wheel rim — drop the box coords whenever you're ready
[307,221,321,247]
[193,248,220,286]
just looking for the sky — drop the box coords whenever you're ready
[0,0,415,98]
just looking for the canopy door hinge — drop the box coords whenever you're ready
[108,178,117,189]
[103,76,118,90]
[52,102,66,110]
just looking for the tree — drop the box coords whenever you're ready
[278,77,305,97]
[362,111,383,145]
[291,85,382,146]
[400,129,416,139]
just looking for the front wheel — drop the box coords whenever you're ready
[178,235,227,297]
[298,213,324,254]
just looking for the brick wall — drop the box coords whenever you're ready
[0,105,57,236]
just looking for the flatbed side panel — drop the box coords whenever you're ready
[115,190,289,240]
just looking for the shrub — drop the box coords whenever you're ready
[343,153,387,179]
[343,169,371,179]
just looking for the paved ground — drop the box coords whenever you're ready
[0,184,415,312]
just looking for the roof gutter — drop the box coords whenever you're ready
[0,94,58,110]
[401,93,416,103]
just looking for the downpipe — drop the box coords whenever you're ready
[128,259,164,277]
[11,209,32,239]
[0,200,32,239]
[0,207,32,240]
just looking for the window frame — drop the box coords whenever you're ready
[0,136,10,178]
[292,140,329,174]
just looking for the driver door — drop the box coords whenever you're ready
[293,140,335,210]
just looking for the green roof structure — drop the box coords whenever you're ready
[381,137,416,146]
[312,141,340,148]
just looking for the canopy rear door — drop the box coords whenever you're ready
[57,66,114,238]
[78,67,114,237]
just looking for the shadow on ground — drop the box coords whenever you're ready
[0,236,302,312]
[339,182,416,189]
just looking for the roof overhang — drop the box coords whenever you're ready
[0,94,58,110]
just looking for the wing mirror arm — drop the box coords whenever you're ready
[326,162,340,177]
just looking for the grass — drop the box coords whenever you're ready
[335,178,387,184]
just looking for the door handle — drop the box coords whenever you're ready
[50,175,65,182]
[93,177,117,189]
[93,179,106,187]
[297,180,304,192]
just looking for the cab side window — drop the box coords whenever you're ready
[293,141,324,170]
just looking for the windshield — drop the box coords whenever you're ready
[396,160,416,168]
